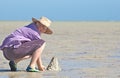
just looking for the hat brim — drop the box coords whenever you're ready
[32,17,53,34]
[45,27,53,34]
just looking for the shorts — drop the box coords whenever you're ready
[3,39,45,60]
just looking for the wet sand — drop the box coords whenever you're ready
[0,21,120,78]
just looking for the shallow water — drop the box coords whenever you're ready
[0,21,120,78]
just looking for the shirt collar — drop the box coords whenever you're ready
[26,23,41,35]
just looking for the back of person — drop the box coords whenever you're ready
[0,16,53,72]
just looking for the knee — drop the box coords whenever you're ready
[42,42,46,47]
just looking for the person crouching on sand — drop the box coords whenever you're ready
[0,16,53,72]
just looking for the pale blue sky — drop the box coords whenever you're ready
[0,0,120,21]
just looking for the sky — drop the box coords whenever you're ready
[0,0,120,21]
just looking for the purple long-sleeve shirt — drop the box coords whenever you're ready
[0,23,41,49]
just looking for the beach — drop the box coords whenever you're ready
[0,21,120,78]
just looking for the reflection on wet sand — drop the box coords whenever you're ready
[0,71,42,78]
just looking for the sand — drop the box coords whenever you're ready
[0,21,120,78]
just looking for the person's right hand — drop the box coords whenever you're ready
[38,65,46,71]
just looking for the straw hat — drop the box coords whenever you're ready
[32,16,53,34]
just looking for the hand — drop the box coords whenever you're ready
[42,65,46,70]
[38,65,46,71]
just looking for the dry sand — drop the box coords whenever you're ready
[0,21,120,78]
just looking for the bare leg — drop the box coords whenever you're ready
[29,43,46,71]
[14,55,31,63]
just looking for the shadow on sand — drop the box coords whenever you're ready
[0,69,27,72]
[0,69,11,72]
